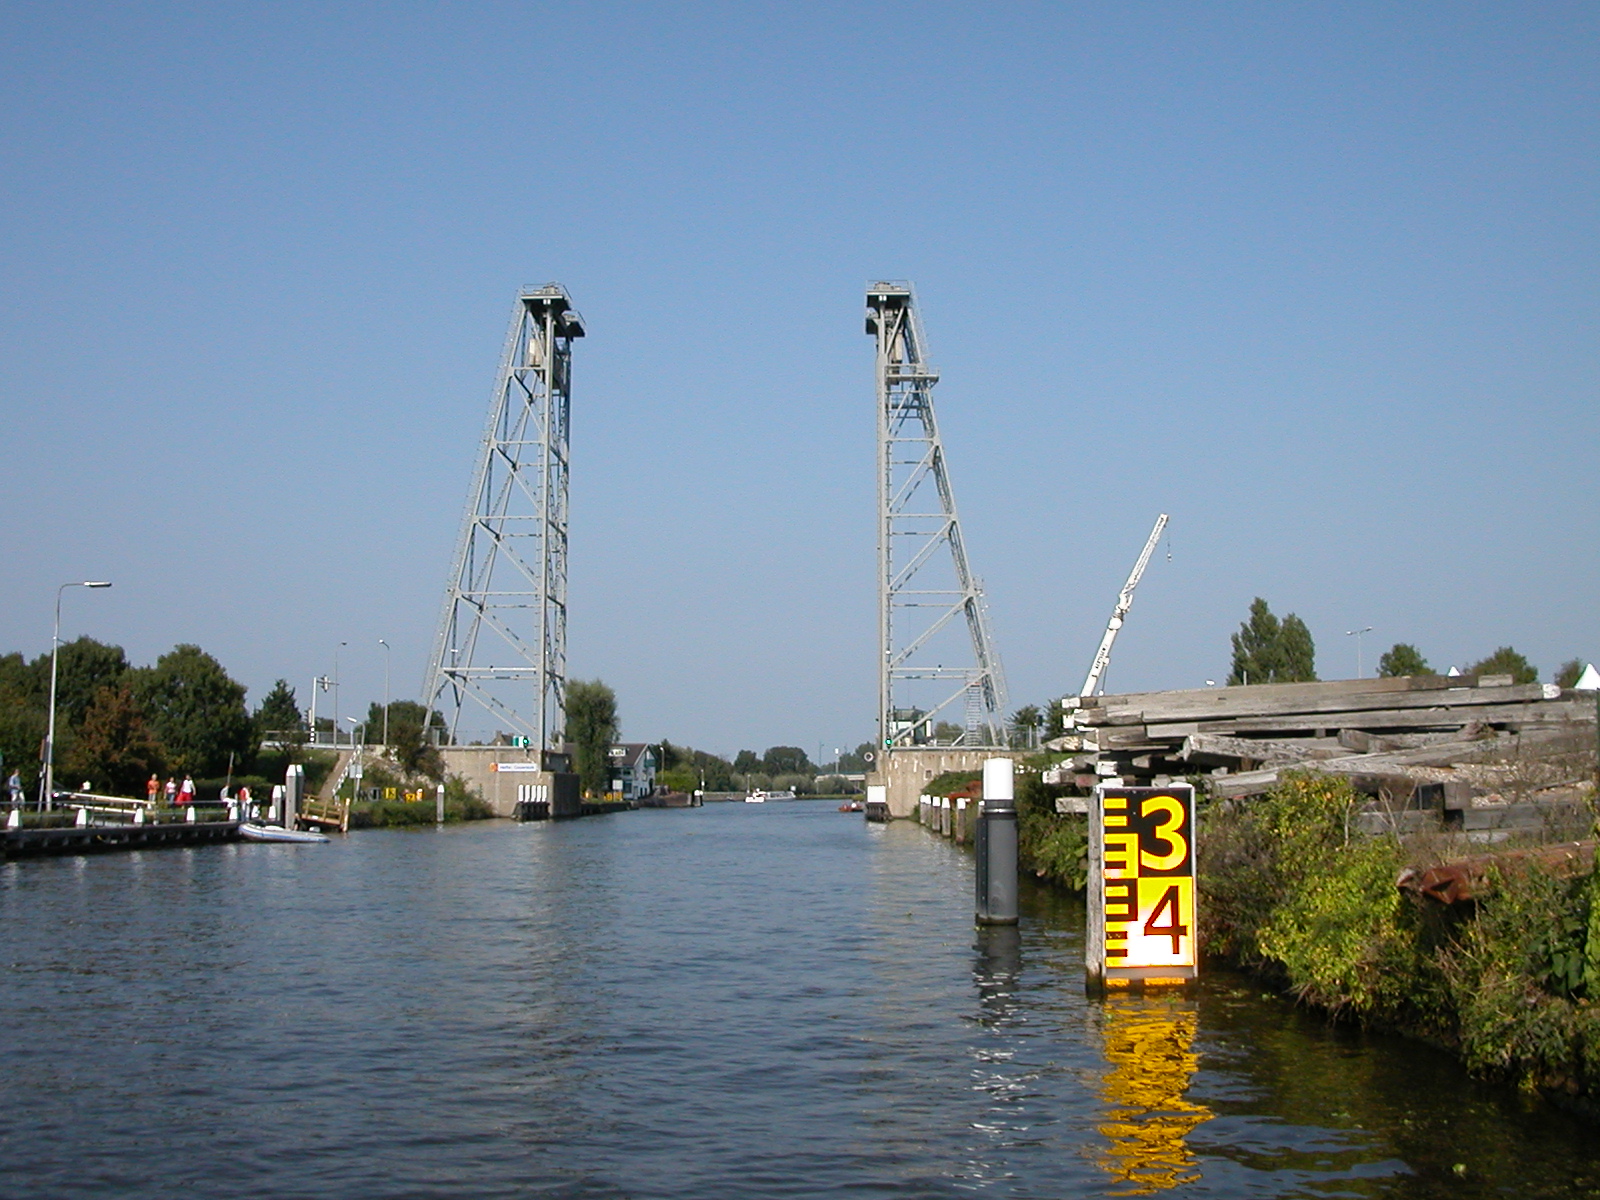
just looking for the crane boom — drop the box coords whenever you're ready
[1079,513,1168,698]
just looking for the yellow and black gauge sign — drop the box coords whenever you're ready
[1093,786,1198,982]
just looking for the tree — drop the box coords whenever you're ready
[931,721,965,745]
[39,637,128,730]
[696,751,735,790]
[1229,598,1281,685]
[1009,704,1042,749]
[62,681,163,795]
[1469,647,1537,685]
[565,679,618,797]
[1228,598,1316,684]
[836,742,876,772]
[761,746,812,776]
[1043,698,1066,741]
[1555,659,1584,689]
[1279,614,1317,682]
[0,651,46,792]
[133,644,253,776]
[256,679,303,737]
[375,700,446,779]
[733,749,761,774]
[1377,643,1430,677]
[658,765,698,793]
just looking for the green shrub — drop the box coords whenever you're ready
[1256,836,1405,1014]
[1011,762,1090,890]
[1170,769,1600,1097]
[1019,808,1089,891]
[924,770,981,798]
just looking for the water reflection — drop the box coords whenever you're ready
[1095,995,1212,1194]
[972,923,1022,1019]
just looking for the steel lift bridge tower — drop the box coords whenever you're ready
[423,284,584,751]
[867,282,1007,750]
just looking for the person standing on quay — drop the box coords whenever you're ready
[146,774,160,807]
[178,775,196,805]
[164,777,177,805]
[7,770,21,807]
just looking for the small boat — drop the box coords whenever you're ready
[239,822,330,844]
[838,800,863,813]
[745,789,795,803]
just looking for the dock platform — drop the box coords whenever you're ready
[2,821,241,859]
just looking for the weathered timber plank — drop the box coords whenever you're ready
[1180,734,1343,767]
[1081,682,1557,727]
[1338,729,1473,753]
[1208,728,1578,798]
[1176,698,1592,737]
[1072,674,1468,714]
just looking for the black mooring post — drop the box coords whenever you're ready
[976,757,1018,926]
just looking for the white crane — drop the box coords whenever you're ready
[1079,513,1169,698]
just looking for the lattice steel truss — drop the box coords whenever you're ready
[424,284,584,749]
[867,282,1007,749]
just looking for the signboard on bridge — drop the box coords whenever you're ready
[1087,783,1198,993]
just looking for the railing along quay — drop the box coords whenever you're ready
[3,793,242,859]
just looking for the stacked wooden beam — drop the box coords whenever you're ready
[1062,675,1595,800]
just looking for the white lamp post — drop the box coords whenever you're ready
[346,717,363,802]
[334,641,347,746]
[377,638,391,747]
[1346,627,1374,679]
[43,581,112,810]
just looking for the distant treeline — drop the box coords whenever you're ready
[655,742,877,795]
[0,638,258,796]
[0,638,446,799]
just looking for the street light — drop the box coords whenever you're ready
[346,717,363,803]
[334,641,347,745]
[377,639,391,747]
[43,581,112,810]
[1346,626,1374,679]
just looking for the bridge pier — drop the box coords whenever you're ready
[867,747,1000,820]
[435,747,581,818]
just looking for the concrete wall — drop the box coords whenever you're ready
[868,747,997,819]
[437,746,562,818]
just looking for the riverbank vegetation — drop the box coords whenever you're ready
[0,635,461,802]
[1197,771,1600,1099]
[0,638,259,796]
[997,753,1600,1103]
[346,775,494,827]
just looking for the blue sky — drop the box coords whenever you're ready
[1,2,1595,759]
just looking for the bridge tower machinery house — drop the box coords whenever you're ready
[867,281,1007,752]
[423,284,585,752]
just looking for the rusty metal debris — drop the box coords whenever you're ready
[1396,840,1597,905]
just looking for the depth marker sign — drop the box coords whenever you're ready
[1087,784,1199,992]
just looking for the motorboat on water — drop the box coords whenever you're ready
[744,789,796,803]
[239,822,330,844]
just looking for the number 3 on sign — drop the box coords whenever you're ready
[1139,795,1188,871]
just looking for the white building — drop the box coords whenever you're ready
[606,744,658,801]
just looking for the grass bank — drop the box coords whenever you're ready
[347,774,495,828]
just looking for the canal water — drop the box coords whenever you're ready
[3,802,1596,1198]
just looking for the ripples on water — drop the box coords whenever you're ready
[2,804,1595,1198]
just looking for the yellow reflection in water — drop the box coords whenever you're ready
[1095,996,1212,1194]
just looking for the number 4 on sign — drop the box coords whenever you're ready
[1144,884,1188,956]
